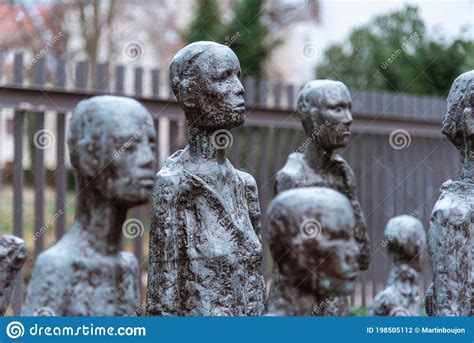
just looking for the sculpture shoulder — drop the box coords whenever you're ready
[236,169,258,191]
[275,153,307,193]
[119,251,139,270]
[431,180,472,226]
[371,288,398,315]
[33,247,72,276]
[153,164,184,202]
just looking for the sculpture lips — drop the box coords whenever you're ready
[233,103,245,113]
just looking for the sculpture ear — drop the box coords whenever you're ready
[76,138,99,177]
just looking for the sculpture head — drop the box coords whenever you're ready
[384,215,426,270]
[442,70,474,151]
[266,187,359,299]
[170,41,245,130]
[297,80,353,151]
[68,96,157,207]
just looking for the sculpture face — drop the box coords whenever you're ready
[442,71,474,150]
[299,210,359,296]
[461,89,474,142]
[69,96,157,207]
[106,111,157,205]
[301,81,353,150]
[267,187,359,299]
[170,42,245,130]
[190,46,245,129]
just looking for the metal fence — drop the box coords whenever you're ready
[0,52,458,314]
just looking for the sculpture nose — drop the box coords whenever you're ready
[342,111,353,125]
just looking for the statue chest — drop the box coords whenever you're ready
[63,257,139,316]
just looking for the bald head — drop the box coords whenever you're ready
[442,70,474,149]
[266,187,359,296]
[297,80,353,150]
[169,41,245,129]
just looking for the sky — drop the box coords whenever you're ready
[321,0,473,46]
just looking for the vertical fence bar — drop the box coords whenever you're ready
[151,69,160,98]
[13,53,24,86]
[33,56,47,257]
[115,65,125,94]
[55,113,67,240]
[33,112,45,257]
[55,56,66,88]
[12,110,25,315]
[11,52,24,315]
[75,60,89,90]
[244,78,255,108]
[134,67,143,97]
[95,62,109,91]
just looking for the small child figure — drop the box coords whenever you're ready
[265,187,359,316]
[370,215,426,316]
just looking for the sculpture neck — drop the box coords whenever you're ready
[459,142,474,181]
[269,271,319,316]
[304,142,334,171]
[388,263,419,286]
[186,126,226,164]
[73,176,128,255]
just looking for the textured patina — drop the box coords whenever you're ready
[146,41,265,316]
[427,70,474,316]
[371,215,426,316]
[0,235,27,316]
[265,188,359,316]
[272,80,370,315]
[22,96,156,316]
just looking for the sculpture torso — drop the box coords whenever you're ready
[147,149,265,316]
[371,264,421,316]
[428,180,473,316]
[22,230,140,316]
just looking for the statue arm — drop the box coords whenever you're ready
[147,175,182,316]
[428,205,471,316]
[341,161,371,271]
[351,197,371,271]
[242,172,262,237]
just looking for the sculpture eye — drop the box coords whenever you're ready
[335,106,344,112]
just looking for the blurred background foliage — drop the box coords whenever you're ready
[185,2,473,95]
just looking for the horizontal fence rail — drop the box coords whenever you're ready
[0,51,457,314]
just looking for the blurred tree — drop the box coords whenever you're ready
[223,0,281,78]
[316,5,474,96]
[184,0,223,43]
